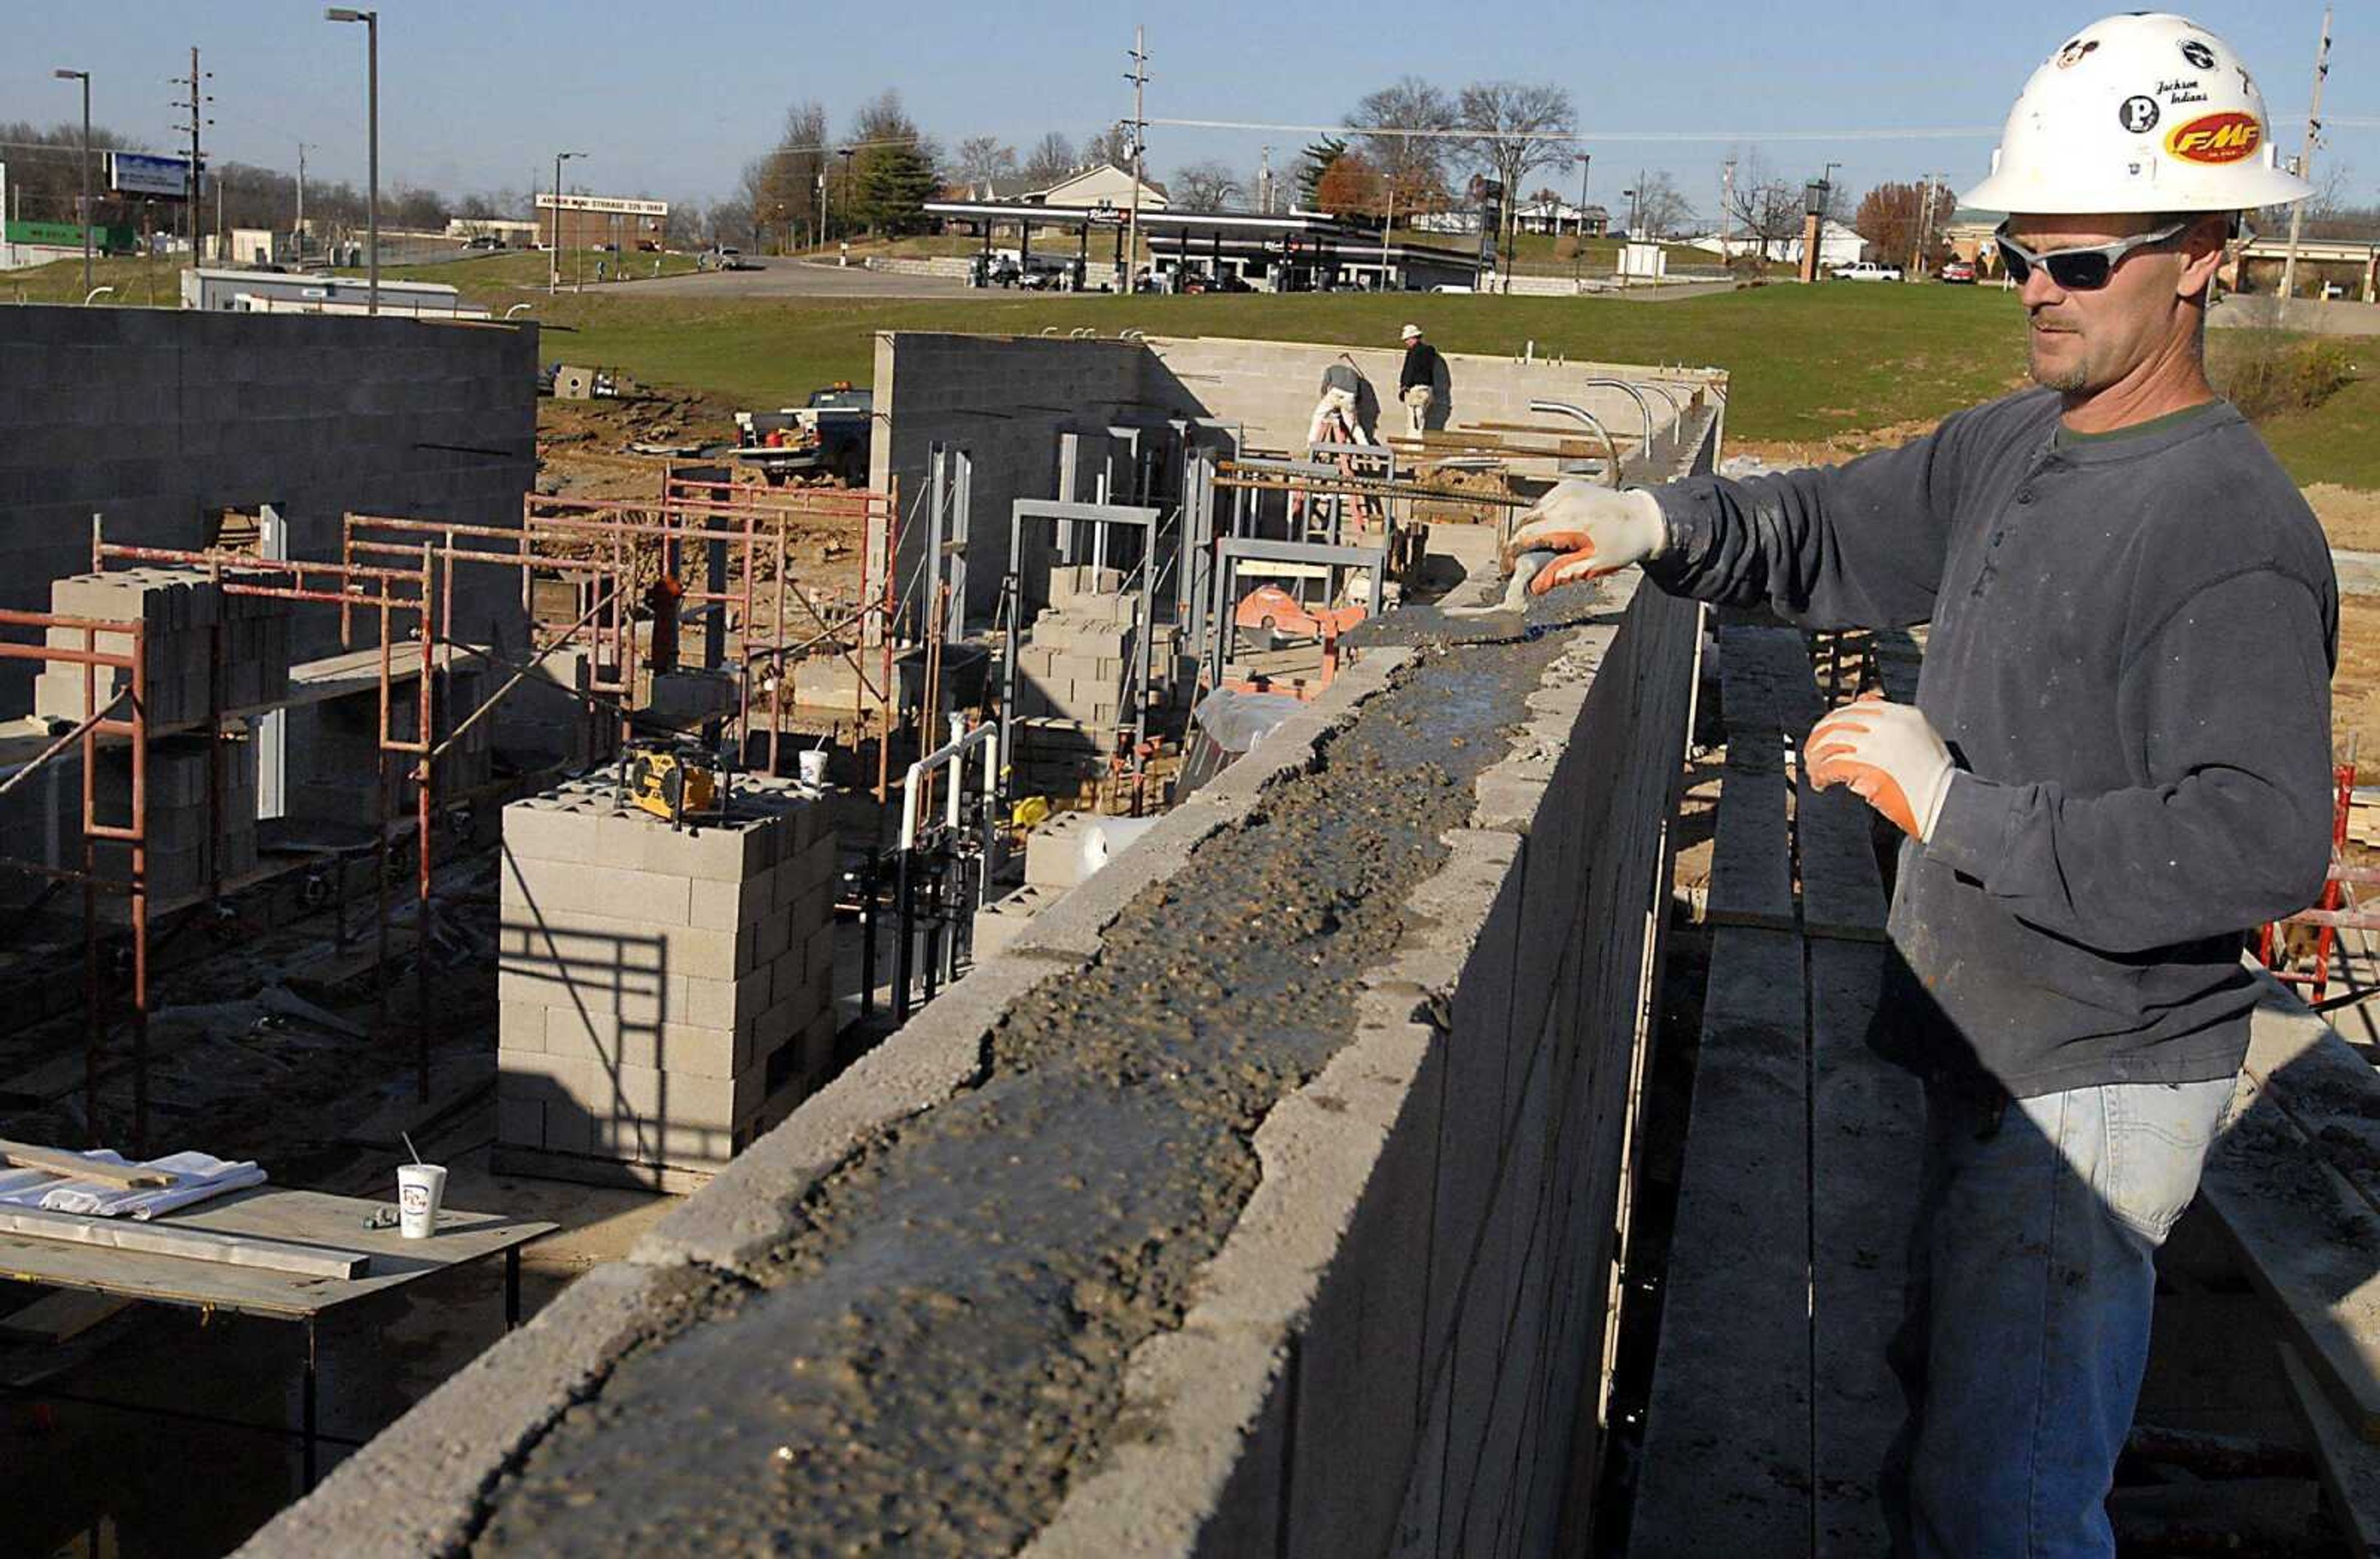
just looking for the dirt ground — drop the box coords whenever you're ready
[536,392,870,602]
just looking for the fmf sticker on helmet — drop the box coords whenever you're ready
[2166,111,2261,164]
[2179,39,2216,70]
[2119,97,2161,133]
[2056,37,2098,68]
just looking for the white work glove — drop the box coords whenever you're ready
[1503,482,1668,596]
[1805,694,1956,842]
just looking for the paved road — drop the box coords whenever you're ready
[612,257,992,301]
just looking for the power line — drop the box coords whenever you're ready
[1152,112,2380,143]
[1150,116,1998,143]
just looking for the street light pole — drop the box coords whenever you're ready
[53,69,91,299]
[549,151,583,295]
[324,8,379,314]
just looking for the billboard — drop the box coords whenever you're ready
[110,152,197,200]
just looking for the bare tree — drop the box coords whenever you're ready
[1722,148,1809,262]
[1631,171,1693,239]
[1455,81,1577,280]
[1022,131,1077,187]
[954,136,1016,197]
[742,100,828,249]
[1082,123,1134,170]
[1171,158,1240,210]
[1350,76,1455,214]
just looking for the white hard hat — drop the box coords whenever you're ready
[1962,13,2312,215]
[1400,323,1422,339]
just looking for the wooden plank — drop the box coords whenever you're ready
[1628,925,1813,1556]
[1458,421,1644,446]
[2200,1072,2380,1442]
[0,1188,555,1322]
[2281,1341,2380,1556]
[0,1288,130,1344]
[0,1139,173,1189]
[0,1206,369,1280]
[1809,938,1923,1550]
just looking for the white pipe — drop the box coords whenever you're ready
[901,718,997,852]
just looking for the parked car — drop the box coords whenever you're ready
[1831,260,1905,282]
[1939,258,1978,284]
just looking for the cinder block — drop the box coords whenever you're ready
[678,967,773,1031]
[496,1096,543,1149]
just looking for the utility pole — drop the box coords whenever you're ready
[171,48,211,260]
[1910,172,1936,278]
[1572,151,1592,286]
[1124,27,1149,293]
[52,69,90,298]
[549,151,583,294]
[1721,157,1737,265]
[1258,144,1272,214]
[2279,6,2332,306]
[295,142,312,252]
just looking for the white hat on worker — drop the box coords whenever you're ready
[1400,324,1422,339]
[1962,13,2312,215]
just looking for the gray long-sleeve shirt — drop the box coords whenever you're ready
[1646,388,2337,1097]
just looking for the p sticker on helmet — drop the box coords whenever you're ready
[2166,111,2262,165]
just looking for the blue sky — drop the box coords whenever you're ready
[8,1,2373,219]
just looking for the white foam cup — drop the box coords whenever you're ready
[397,1163,447,1239]
[798,749,829,787]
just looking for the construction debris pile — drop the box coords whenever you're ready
[494,775,840,1186]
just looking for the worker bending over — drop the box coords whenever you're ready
[1511,15,2335,1555]
[1304,357,1373,449]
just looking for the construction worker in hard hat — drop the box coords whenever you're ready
[1398,324,1444,435]
[1509,15,2334,1556]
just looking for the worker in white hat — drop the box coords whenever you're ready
[1398,323,1443,435]
[1507,16,2333,1553]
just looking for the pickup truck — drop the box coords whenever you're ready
[733,385,873,487]
[1831,260,1905,282]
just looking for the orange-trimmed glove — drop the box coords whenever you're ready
[1502,482,1667,595]
[1805,694,1956,841]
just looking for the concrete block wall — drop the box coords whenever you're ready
[281,660,495,828]
[0,304,538,712]
[868,332,1719,656]
[495,775,839,1182]
[868,331,1172,630]
[242,386,1724,1559]
[1137,335,1715,474]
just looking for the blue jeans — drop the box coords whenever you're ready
[1884,1072,2239,1558]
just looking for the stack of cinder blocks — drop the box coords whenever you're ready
[494,774,840,1188]
[90,735,259,901]
[285,661,495,826]
[1010,566,1181,795]
[33,569,289,730]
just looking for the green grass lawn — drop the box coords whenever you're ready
[2259,374,2380,490]
[3,252,192,307]
[537,280,2035,445]
[353,247,703,298]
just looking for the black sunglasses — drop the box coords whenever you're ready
[1994,219,2192,290]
